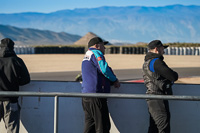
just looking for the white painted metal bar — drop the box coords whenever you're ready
[54,96,59,133]
[1,91,200,101]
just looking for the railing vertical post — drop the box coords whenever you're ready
[54,96,59,133]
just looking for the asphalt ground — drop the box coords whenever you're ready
[30,67,200,82]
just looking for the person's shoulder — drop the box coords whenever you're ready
[149,57,160,66]
[10,56,25,64]
[154,57,168,68]
[154,57,164,63]
[85,50,94,56]
[11,56,22,61]
[91,49,104,57]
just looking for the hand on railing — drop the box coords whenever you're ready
[113,80,120,88]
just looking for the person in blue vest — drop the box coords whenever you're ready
[81,37,120,133]
[142,40,178,133]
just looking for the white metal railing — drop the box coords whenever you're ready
[1,91,200,133]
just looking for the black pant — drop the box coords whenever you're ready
[82,97,111,133]
[147,100,170,133]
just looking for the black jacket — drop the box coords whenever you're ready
[143,52,178,95]
[0,47,30,102]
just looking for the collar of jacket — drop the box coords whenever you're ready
[144,52,164,61]
[88,47,98,51]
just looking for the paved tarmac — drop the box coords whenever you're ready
[19,54,200,73]
[30,67,200,82]
[18,54,200,83]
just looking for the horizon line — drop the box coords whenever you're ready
[0,4,199,14]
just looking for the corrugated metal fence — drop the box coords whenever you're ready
[14,46,200,55]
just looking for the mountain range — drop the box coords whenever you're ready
[0,5,200,44]
[0,24,81,45]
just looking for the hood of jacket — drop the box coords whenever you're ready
[144,52,164,61]
[0,47,16,57]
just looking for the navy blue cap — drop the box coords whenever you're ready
[88,37,108,48]
[148,40,168,49]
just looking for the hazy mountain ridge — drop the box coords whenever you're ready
[0,5,200,43]
[0,25,81,45]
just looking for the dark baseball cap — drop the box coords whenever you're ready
[88,37,108,48]
[148,40,168,49]
[0,38,15,48]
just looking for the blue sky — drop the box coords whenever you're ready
[1,0,200,13]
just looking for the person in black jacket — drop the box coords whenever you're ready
[0,38,30,133]
[142,40,178,133]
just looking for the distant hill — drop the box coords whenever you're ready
[74,32,112,46]
[0,5,200,43]
[74,32,98,46]
[0,24,81,45]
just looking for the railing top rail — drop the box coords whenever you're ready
[0,91,200,101]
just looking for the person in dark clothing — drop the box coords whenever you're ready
[142,40,178,133]
[81,37,120,133]
[0,38,30,133]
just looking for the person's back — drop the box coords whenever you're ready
[0,38,30,133]
[81,48,114,93]
[0,56,30,101]
[81,37,120,133]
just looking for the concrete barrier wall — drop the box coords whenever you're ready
[0,81,200,133]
